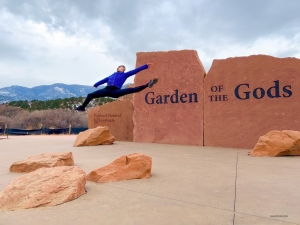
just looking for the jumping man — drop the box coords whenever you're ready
[76,63,158,111]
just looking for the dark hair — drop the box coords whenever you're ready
[117,65,126,71]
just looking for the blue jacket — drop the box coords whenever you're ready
[93,64,149,88]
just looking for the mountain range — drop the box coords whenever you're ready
[0,83,130,103]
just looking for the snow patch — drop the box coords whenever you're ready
[54,87,65,93]
[0,91,10,94]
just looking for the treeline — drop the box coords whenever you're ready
[0,105,88,129]
[8,96,115,111]
[0,97,116,129]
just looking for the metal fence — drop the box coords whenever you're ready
[0,127,88,136]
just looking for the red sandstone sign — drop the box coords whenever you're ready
[86,52,300,149]
[133,50,206,145]
[204,55,300,149]
[88,100,134,141]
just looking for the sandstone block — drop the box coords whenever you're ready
[10,152,74,173]
[204,55,300,148]
[74,126,115,146]
[250,130,300,156]
[88,101,134,141]
[133,50,206,145]
[86,153,152,183]
[0,166,86,210]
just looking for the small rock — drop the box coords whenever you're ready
[250,130,300,157]
[86,153,152,183]
[74,126,115,147]
[0,166,86,210]
[10,152,74,173]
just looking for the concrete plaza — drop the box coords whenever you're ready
[0,136,299,225]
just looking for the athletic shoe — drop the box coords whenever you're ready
[148,78,158,88]
[76,106,86,112]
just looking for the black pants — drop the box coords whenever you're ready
[81,84,148,108]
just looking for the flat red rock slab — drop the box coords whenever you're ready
[133,50,206,145]
[204,55,300,149]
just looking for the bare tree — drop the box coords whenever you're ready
[0,105,87,129]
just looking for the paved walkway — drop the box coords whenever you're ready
[0,136,299,225]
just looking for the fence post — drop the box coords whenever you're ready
[4,124,7,135]
[68,124,71,135]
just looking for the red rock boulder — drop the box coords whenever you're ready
[250,130,300,157]
[10,152,74,173]
[86,153,152,183]
[74,126,115,146]
[0,166,86,210]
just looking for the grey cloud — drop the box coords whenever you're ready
[0,0,300,87]
[0,30,26,60]
[3,0,300,39]
[3,0,299,50]
[1,0,52,25]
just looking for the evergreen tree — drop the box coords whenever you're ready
[8,97,116,111]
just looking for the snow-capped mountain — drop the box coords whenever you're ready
[0,83,131,103]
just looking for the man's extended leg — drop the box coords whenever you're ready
[77,88,110,111]
[77,79,158,111]
[111,84,148,98]
[111,79,158,98]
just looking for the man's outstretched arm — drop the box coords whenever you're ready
[93,77,109,88]
[125,63,153,78]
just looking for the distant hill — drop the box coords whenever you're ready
[0,83,132,103]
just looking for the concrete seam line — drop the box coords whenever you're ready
[103,184,232,213]
[233,149,239,225]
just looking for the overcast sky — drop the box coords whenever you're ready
[0,0,299,88]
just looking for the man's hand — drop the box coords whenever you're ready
[147,63,154,68]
